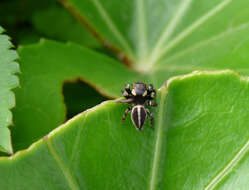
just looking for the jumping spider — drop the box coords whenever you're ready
[119,82,157,131]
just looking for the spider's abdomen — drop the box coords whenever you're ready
[131,105,147,130]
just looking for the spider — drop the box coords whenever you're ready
[118,82,157,131]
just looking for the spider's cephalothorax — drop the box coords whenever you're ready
[119,82,157,131]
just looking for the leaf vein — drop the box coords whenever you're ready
[149,0,192,65]
[70,113,88,165]
[155,21,249,69]
[204,138,249,190]
[44,136,80,190]
[92,0,135,59]
[155,0,232,65]
[137,0,148,59]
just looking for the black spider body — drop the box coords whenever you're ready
[131,105,147,130]
[119,82,157,131]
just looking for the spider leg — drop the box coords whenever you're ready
[125,84,131,94]
[148,100,157,107]
[147,84,156,99]
[148,84,154,92]
[122,107,132,124]
[150,91,156,99]
[118,98,133,104]
[121,90,129,97]
[121,84,132,98]
[146,108,154,129]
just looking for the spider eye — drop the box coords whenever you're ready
[132,89,136,96]
[142,90,147,97]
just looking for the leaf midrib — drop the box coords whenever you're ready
[137,0,148,59]
[148,0,192,66]
[149,88,168,190]
[91,0,135,60]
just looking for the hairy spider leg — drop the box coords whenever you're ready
[121,90,129,97]
[148,100,157,107]
[121,84,132,98]
[125,84,131,93]
[122,107,132,124]
[118,98,133,104]
[148,84,154,92]
[147,85,156,99]
[150,91,156,99]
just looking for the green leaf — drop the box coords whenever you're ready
[32,5,101,47]
[12,39,137,150]
[0,27,19,154]
[13,31,249,151]
[13,0,249,153]
[62,0,249,72]
[2,70,249,189]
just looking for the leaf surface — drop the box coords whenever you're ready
[2,71,249,189]
[62,0,249,73]
[12,0,249,153]
[14,29,249,150]
[13,40,137,150]
[0,27,19,154]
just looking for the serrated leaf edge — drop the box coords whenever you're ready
[0,28,20,154]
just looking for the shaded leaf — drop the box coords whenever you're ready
[0,0,56,45]
[32,5,101,47]
[0,0,55,24]
[2,71,249,189]
[0,27,19,153]
[63,81,107,118]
